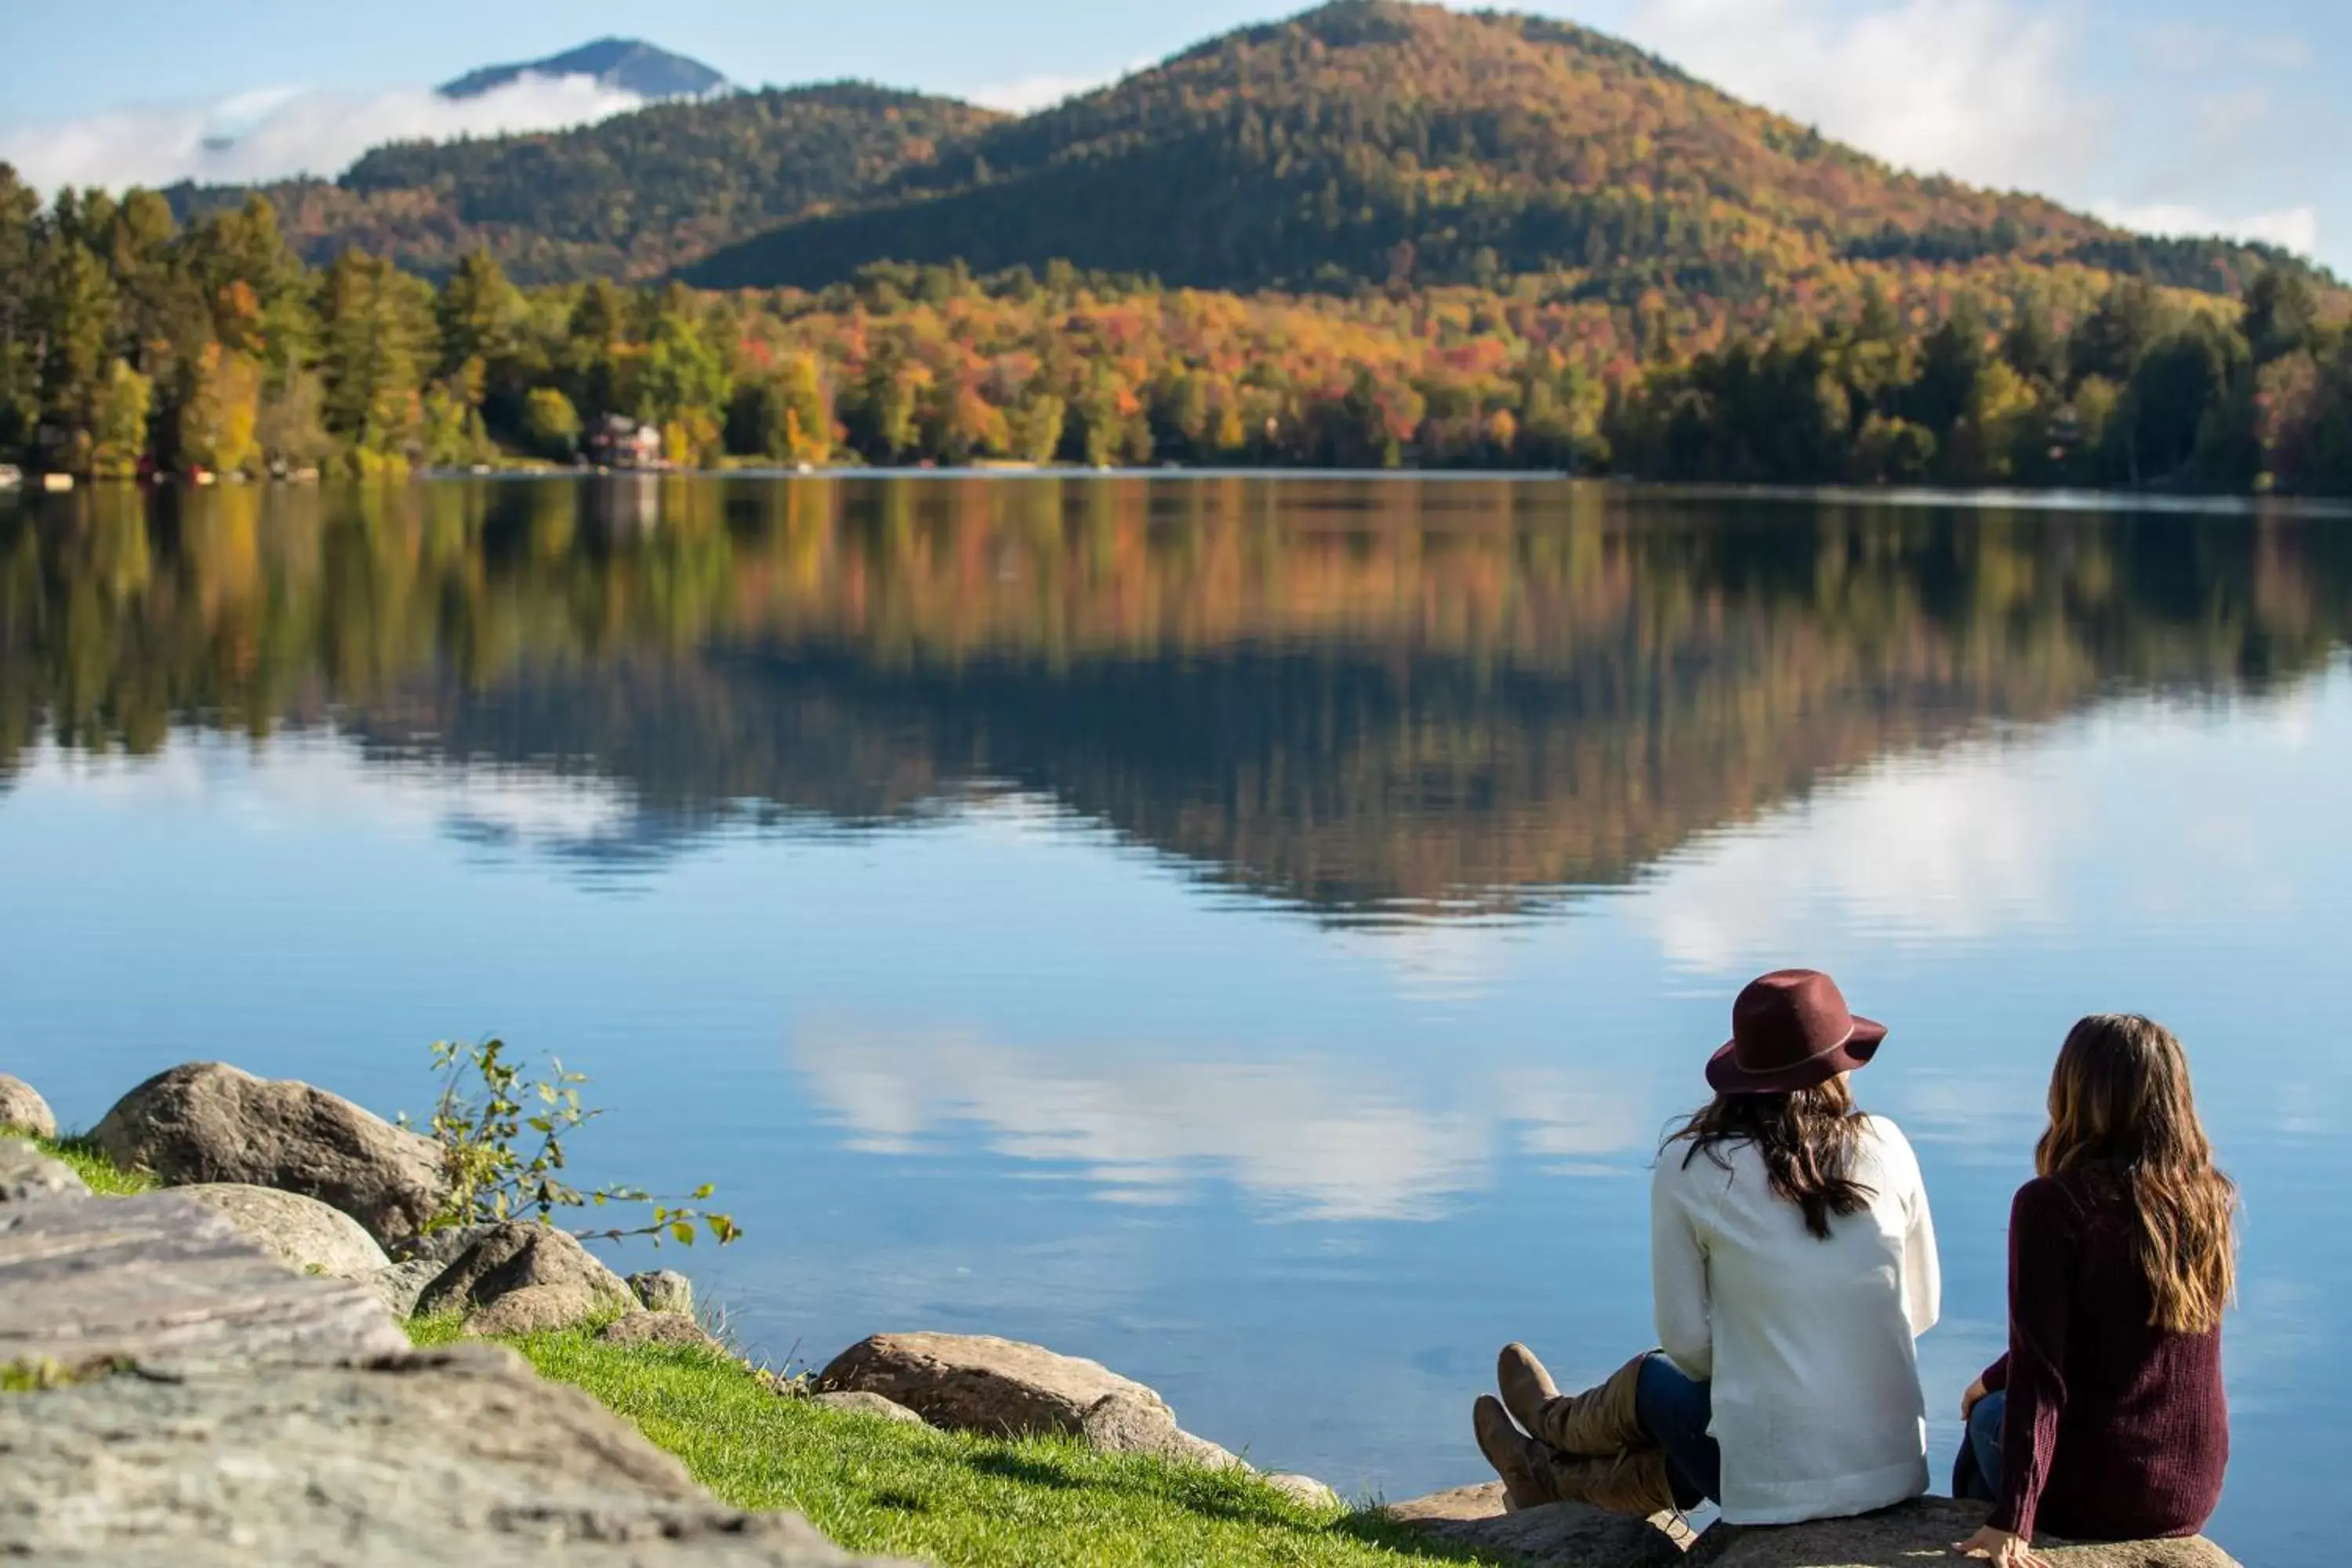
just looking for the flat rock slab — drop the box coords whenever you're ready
[0,1185,408,1370]
[1687,1497,2240,1568]
[0,1344,908,1565]
[1386,1481,1686,1566]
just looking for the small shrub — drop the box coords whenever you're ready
[412,1037,739,1247]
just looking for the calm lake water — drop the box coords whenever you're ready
[2,476,2345,1562]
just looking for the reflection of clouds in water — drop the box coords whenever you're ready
[13,729,644,853]
[1330,918,1527,1004]
[1632,675,2348,977]
[792,1022,1655,1221]
[1636,742,2068,975]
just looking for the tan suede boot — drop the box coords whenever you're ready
[1471,1395,1549,1513]
[1536,1443,1679,1519]
[1519,1351,1653,1457]
[1495,1343,1559,1436]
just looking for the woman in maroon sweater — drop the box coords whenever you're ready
[1954,1014,2238,1566]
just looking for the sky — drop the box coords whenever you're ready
[0,0,2343,274]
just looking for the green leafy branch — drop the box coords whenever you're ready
[413,1036,739,1247]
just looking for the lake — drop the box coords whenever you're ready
[2,474,2344,1563]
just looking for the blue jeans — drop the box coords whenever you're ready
[1635,1353,1719,1510]
[1954,1390,2007,1503]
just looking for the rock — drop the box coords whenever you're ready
[174,1183,392,1279]
[1,1137,87,1203]
[1385,1481,1686,1567]
[597,1312,728,1354]
[0,1075,56,1139]
[0,1342,909,1565]
[631,1267,694,1314]
[391,1221,499,1266]
[460,1282,611,1338]
[414,1219,633,1326]
[810,1391,929,1426]
[89,1062,448,1246]
[366,1258,445,1321]
[1264,1472,1342,1509]
[818,1331,1171,1443]
[1687,1497,2241,1568]
[0,1185,408,1370]
[1079,1388,1245,1470]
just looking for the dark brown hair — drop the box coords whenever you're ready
[2038,1014,2238,1334]
[1666,1074,1875,1240]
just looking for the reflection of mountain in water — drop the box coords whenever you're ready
[5,477,2348,913]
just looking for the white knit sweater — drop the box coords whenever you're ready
[1650,1113,1940,1525]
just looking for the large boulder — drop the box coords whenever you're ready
[0,1075,56,1140]
[816,1332,1243,1468]
[818,1332,1166,1442]
[1687,1497,2241,1568]
[0,1344,908,1565]
[175,1184,391,1279]
[89,1062,448,1246]
[413,1220,633,1336]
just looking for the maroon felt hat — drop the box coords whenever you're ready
[1706,969,1887,1094]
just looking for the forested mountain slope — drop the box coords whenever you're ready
[684,0,2299,299]
[167,85,1003,283]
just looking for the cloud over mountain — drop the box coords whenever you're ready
[0,73,646,192]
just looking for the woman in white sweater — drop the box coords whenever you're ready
[1474,968,1941,1524]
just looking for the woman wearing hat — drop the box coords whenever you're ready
[1951,1014,2236,1567]
[1474,968,1940,1526]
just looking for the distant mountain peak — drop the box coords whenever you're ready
[437,38,728,102]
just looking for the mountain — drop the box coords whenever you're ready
[437,38,728,101]
[684,0,2296,299]
[167,85,1003,282]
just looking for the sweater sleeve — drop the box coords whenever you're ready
[1980,1352,2010,1392]
[1991,1179,2078,1538]
[1651,1156,1714,1381]
[1898,1132,1941,1339]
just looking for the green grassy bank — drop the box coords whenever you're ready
[405,1316,1491,1568]
[9,1133,1487,1565]
[22,1134,156,1196]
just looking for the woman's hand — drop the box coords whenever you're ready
[1960,1377,1988,1420]
[1954,1525,2051,1566]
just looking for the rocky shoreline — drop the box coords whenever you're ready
[1,1065,2241,1566]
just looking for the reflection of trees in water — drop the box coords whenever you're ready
[2,477,2347,911]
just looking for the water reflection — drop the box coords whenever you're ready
[6,476,2347,915]
[793,1020,1653,1221]
[4,477,2350,1563]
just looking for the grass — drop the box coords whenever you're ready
[24,1142,1486,1565]
[405,1316,1497,1568]
[23,1134,157,1196]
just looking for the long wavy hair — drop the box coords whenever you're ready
[1666,1074,1875,1240]
[2038,1014,2238,1334]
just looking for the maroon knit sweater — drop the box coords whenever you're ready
[1980,1170,2229,1541]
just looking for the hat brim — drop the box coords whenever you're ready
[1705,1015,1886,1095]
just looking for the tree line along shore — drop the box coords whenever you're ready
[3,171,2349,496]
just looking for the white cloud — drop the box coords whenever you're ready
[2096,201,2321,260]
[964,71,1116,114]
[0,73,646,193]
[1622,0,2096,191]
